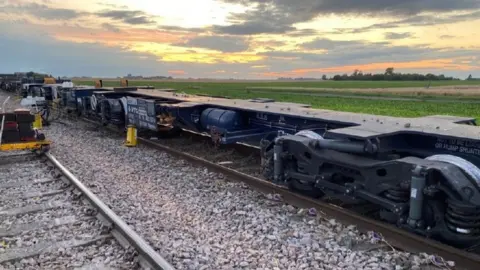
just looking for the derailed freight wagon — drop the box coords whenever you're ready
[123,89,480,250]
[49,85,480,250]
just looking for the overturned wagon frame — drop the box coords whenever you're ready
[57,85,480,251]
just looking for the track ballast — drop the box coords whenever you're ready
[76,116,477,270]
[0,151,173,270]
[138,130,480,270]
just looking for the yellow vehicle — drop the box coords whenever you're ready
[43,77,56,84]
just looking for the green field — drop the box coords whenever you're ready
[75,79,480,90]
[75,79,480,99]
[73,79,480,121]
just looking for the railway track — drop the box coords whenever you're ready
[77,117,480,270]
[0,151,174,270]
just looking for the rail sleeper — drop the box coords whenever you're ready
[0,151,174,270]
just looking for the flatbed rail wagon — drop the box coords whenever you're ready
[31,83,480,251]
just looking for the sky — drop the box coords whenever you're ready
[0,0,479,79]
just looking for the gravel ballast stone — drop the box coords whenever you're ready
[39,119,452,270]
[0,111,138,269]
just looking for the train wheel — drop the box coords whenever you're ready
[425,154,480,186]
[424,154,480,247]
[287,178,324,199]
[286,130,325,198]
[295,130,324,140]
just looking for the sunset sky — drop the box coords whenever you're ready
[0,0,479,78]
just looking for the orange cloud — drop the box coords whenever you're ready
[251,65,269,69]
[54,27,194,45]
[161,52,264,64]
[168,70,186,75]
[50,23,264,64]
[256,58,480,77]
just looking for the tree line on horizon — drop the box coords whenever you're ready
[278,68,477,81]
[328,68,461,81]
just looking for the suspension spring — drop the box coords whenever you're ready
[445,198,480,235]
[385,187,409,203]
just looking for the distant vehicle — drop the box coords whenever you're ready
[0,74,21,93]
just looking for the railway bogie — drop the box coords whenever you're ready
[262,132,480,249]
[21,82,480,250]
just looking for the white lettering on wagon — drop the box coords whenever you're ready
[434,138,480,155]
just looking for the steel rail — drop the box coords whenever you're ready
[44,153,175,270]
[137,137,480,270]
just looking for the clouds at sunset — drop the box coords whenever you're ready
[0,0,479,78]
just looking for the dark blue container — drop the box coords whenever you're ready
[200,108,243,132]
[67,89,96,107]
